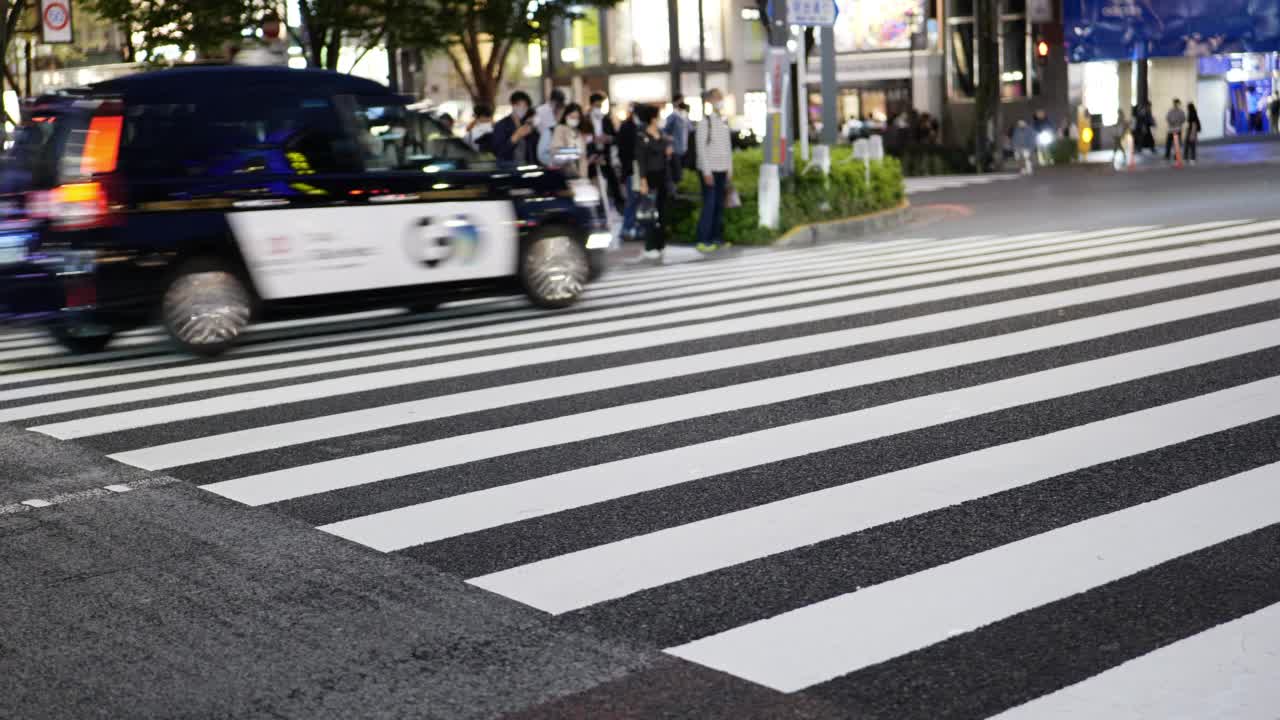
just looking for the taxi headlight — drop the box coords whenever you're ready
[586,232,613,249]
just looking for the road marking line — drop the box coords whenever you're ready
[30,230,1280,437]
[110,262,1280,470]
[210,316,1280,507]
[992,601,1280,720]
[664,461,1280,692]
[459,374,1280,612]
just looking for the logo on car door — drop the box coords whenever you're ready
[404,215,480,268]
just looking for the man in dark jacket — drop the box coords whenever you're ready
[588,93,624,210]
[617,105,640,237]
[491,91,538,164]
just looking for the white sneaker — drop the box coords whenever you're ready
[642,249,663,264]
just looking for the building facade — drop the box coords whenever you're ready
[546,0,1070,148]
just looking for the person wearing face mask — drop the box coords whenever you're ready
[663,98,691,192]
[695,88,734,252]
[587,93,624,210]
[464,105,495,153]
[491,91,539,164]
[546,103,589,178]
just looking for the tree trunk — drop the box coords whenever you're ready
[973,0,1001,172]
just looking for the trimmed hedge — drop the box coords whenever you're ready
[668,146,905,247]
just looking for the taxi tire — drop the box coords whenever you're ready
[161,257,253,357]
[50,326,114,355]
[521,228,589,309]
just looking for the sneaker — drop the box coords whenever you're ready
[695,242,718,253]
[642,249,664,264]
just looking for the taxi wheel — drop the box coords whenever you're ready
[50,326,113,354]
[162,259,253,357]
[521,229,589,308]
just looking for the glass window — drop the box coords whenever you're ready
[745,19,767,62]
[342,98,492,172]
[950,22,976,98]
[1001,0,1025,13]
[677,0,725,62]
[562,9,603,68]
[118,94,351,178]
[952,0,975,18]
[1000,19,1027,98]
[608,0,671,66]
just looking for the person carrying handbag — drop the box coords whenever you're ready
[695,88,734,252]
[634,105,673,263]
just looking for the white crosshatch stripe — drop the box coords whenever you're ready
[664,462,1280,693]
[24,225,1280,435]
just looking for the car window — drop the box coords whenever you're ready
[119,93,356,178]
[340,96,494,171]
[3,111,75,190]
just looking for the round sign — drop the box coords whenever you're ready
[44,2,69,31]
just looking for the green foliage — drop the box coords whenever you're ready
[1049,138,1078,165]
[81,0,278,59]
[668,147,905,247]
[435,0,620,104]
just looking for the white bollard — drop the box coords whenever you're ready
[759,163,781,229]
[812,145,832,175]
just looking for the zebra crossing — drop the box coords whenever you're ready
[3,218,1280,717]
[905,172,1022,194]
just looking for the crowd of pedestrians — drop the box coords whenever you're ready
[464,88,736,264]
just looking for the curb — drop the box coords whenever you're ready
[773,200,914,248]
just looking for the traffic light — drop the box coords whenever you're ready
[1035,38,1050,65]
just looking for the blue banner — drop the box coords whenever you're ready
[1065,0,1280,62]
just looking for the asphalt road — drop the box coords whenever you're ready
[3,160,1280,719]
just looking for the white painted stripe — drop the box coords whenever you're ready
[34,231,1280,437]
[458,375,1280,611]
[463,322,1280,612]
[992,602,1280,720]
[120,265,1280,471]
[0,309,417,361]
[0,223,1214,379]
[209,317,1280,507]
[664,461,1280,693]
[0,225,1164,397]
[596,230,1059,289]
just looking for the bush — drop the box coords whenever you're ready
[668,147,905,246]
[1049,138,1078,165]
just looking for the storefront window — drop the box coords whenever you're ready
[677,0,725,62]
[1000,19,1027,98]
[609,0,671,66]
[950,22,976,98]
[561,9,603,68]
[745,18,767,62]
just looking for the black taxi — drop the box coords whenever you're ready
[0,66,611,356]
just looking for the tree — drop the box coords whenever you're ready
[428,0,619,107]
[80,0,277,61]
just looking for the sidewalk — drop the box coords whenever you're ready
[1082,134,1280,171]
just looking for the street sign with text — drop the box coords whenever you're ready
[787,0,839,27]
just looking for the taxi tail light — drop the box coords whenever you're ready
[43,181,114,230]
[30,114,124,230]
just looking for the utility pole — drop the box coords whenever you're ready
[820,26,837,146]
[697,0,707,102]
[760,0,790,229]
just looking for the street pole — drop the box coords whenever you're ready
[820,26,837,146]
[760,0,789,229]
[796,27,809,162]
[698,0,707,102]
